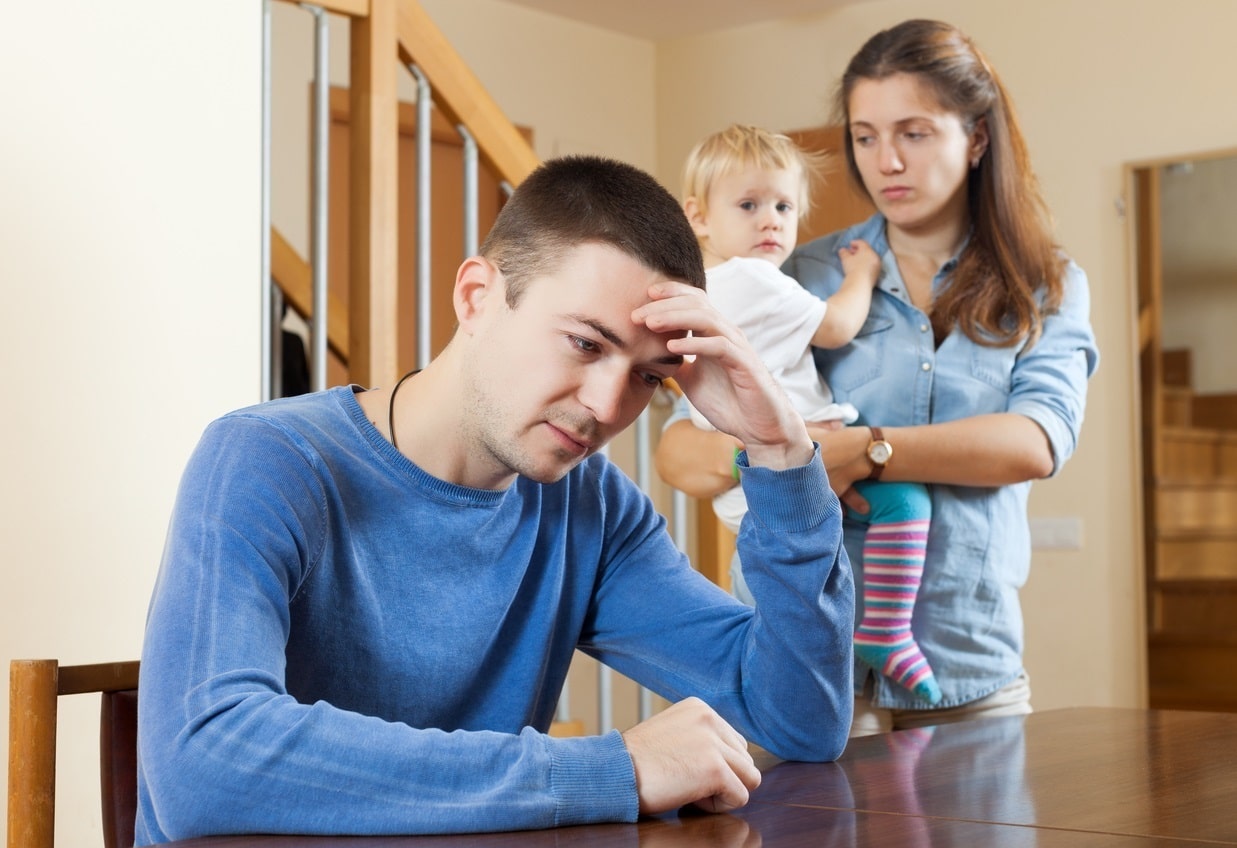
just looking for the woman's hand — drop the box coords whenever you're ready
[809,422,872,513]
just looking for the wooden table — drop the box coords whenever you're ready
[164,708,1237,847]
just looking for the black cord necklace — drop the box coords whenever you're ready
[387,369,419,451]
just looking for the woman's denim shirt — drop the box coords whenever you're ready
[787,214,1098,708]
[671,213,1100,709]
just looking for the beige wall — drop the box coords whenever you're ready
[654,0,1237,714]
[0,2,260,842]
[6,0,1237,842]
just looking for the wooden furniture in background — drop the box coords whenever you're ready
[7,659,140,848]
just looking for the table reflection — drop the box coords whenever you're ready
[756,714,1035,847]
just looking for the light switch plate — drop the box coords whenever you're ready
[1029,516,1083,550]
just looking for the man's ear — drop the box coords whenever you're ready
[683,197,709,238]
[453,255,502,332]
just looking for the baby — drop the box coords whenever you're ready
[681,124,939,704]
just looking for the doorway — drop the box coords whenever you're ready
[1132,151,1237,712]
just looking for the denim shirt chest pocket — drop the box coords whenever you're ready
[933,331,1027,415]
[817,312,896,393]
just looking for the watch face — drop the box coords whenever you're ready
[868,441,892,464]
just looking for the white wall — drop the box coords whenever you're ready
[0,2,261,842]
[652,0,1237,712]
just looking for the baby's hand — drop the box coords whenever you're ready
[838,239,881,287]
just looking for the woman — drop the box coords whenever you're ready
[655,19,1099,735]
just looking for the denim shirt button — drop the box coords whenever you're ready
[920,323,930,333]
[921,362,932,371]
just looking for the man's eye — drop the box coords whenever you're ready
[570,335,599,353]
[638,372,664,388]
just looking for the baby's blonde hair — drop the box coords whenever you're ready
[681,123,828,222]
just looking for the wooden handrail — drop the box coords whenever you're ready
[304,0,369,15]
[394,0,539,186]
[270,227,349,362]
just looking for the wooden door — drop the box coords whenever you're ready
[786,124,876,243]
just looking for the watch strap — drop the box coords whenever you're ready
[867,426,887,481]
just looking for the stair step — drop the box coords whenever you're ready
[1153,484,1237,533]
[1155,535,1237,580]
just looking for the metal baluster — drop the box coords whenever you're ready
[301,3,330,391]
[260,0,273,400]
[597,443,614,733]
[271,286,285,399]
[457,124,479,257]
[635,410,655,722]
[598,663,613,734]
[408,64,432,370]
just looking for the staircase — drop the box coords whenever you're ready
[1147,348,1237,712]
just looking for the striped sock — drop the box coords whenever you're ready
[853,518,941,704]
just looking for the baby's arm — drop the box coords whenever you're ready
[810,239,881,349]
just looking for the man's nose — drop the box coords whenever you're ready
[578,365,628,426]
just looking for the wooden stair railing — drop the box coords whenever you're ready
[270,227,349,362]
[394,0,539,185]
[269,0,538,386]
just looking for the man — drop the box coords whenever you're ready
[136,156,853,844]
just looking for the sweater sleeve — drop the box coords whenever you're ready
[136,416,637,844]
[580,448,854,762]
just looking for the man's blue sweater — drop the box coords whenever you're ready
[136,386,853,843]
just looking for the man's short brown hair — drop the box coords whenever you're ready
[481,156,705,306]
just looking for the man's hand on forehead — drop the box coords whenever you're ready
[633,284,813,471]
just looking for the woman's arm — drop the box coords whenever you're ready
[659,407,1054,504]
[654,418,742,499]
[821,413,1055,503]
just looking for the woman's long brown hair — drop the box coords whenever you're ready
[835,19,1064,347]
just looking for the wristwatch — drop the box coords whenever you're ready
[866,426,893,480]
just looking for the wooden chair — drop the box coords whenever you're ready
[7,659,140,848]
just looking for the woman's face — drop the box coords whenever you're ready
[847,72,988,237]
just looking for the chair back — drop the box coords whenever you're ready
[7,659,140,848]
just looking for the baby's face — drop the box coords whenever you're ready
[697,165,802,268]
